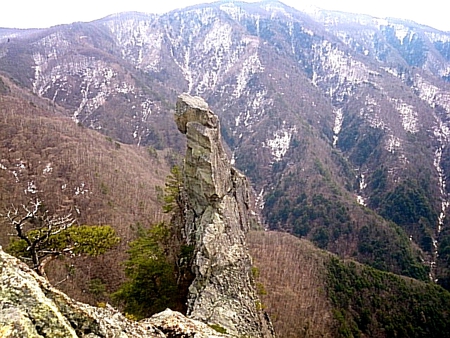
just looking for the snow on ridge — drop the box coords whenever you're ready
[190,7,217,26]
[425,31,450,43]
[392,24,410,44]
[376,18,389,27]
[219,2,247,21]
[262,3,290,18]
[39,31,70,51]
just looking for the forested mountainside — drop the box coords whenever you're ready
[0,75,174,303]
[2,0,450,336]
[249,231,450,338]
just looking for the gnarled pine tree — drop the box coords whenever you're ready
[4,198,120,278]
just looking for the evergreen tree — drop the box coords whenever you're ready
[112,222,178,318]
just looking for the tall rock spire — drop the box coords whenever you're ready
[175,93,275,338]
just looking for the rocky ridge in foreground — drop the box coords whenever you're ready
[0,246,232,337]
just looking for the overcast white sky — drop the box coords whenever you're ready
[2,0,450,32]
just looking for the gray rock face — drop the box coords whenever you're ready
[0,246,163,338]
[143,309,228,338]
[0,247,230,338]
[175,93,275,338]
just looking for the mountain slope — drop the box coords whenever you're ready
[0,75,173,303]
[2,0,450,285]
[248,231,450,338]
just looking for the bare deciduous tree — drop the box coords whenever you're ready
[4,197,120,281]
[4,198,75,277]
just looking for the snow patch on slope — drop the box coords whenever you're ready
[264,125,296,162]
[219,2,247,21]
[256,188,265,210]
[234,90,270,128]
[359,95,386,129]
[202,22,233,54]
[196,21,234,92]
[414,74,450,114]
[73,66,116,123]
[43,163,53,175]
[389,98,419,133]
[233,49,264,98]
[25,181,38,195]
[434,146,449,233]
[104,18,163,71]
[386,135,401,153]
[32,53,47,96]
[392,24,410,44]
[312,40,369,100]
[332,108,343,147]
[75,183,89,196]
[356,173,368,206]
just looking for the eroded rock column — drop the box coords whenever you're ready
[175,93,275,338]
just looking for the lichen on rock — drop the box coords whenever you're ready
[0,246,166,337]
[0,246,234,337]
[175,93,275,338]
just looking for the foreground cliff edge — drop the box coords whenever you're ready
[175,93,275,337]
[0,245,236,337]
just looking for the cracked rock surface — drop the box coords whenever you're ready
[0,247,230,337]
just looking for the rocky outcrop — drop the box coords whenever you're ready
[143,309,228,338]
[0,246,229,337]
[175,93,275,338]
